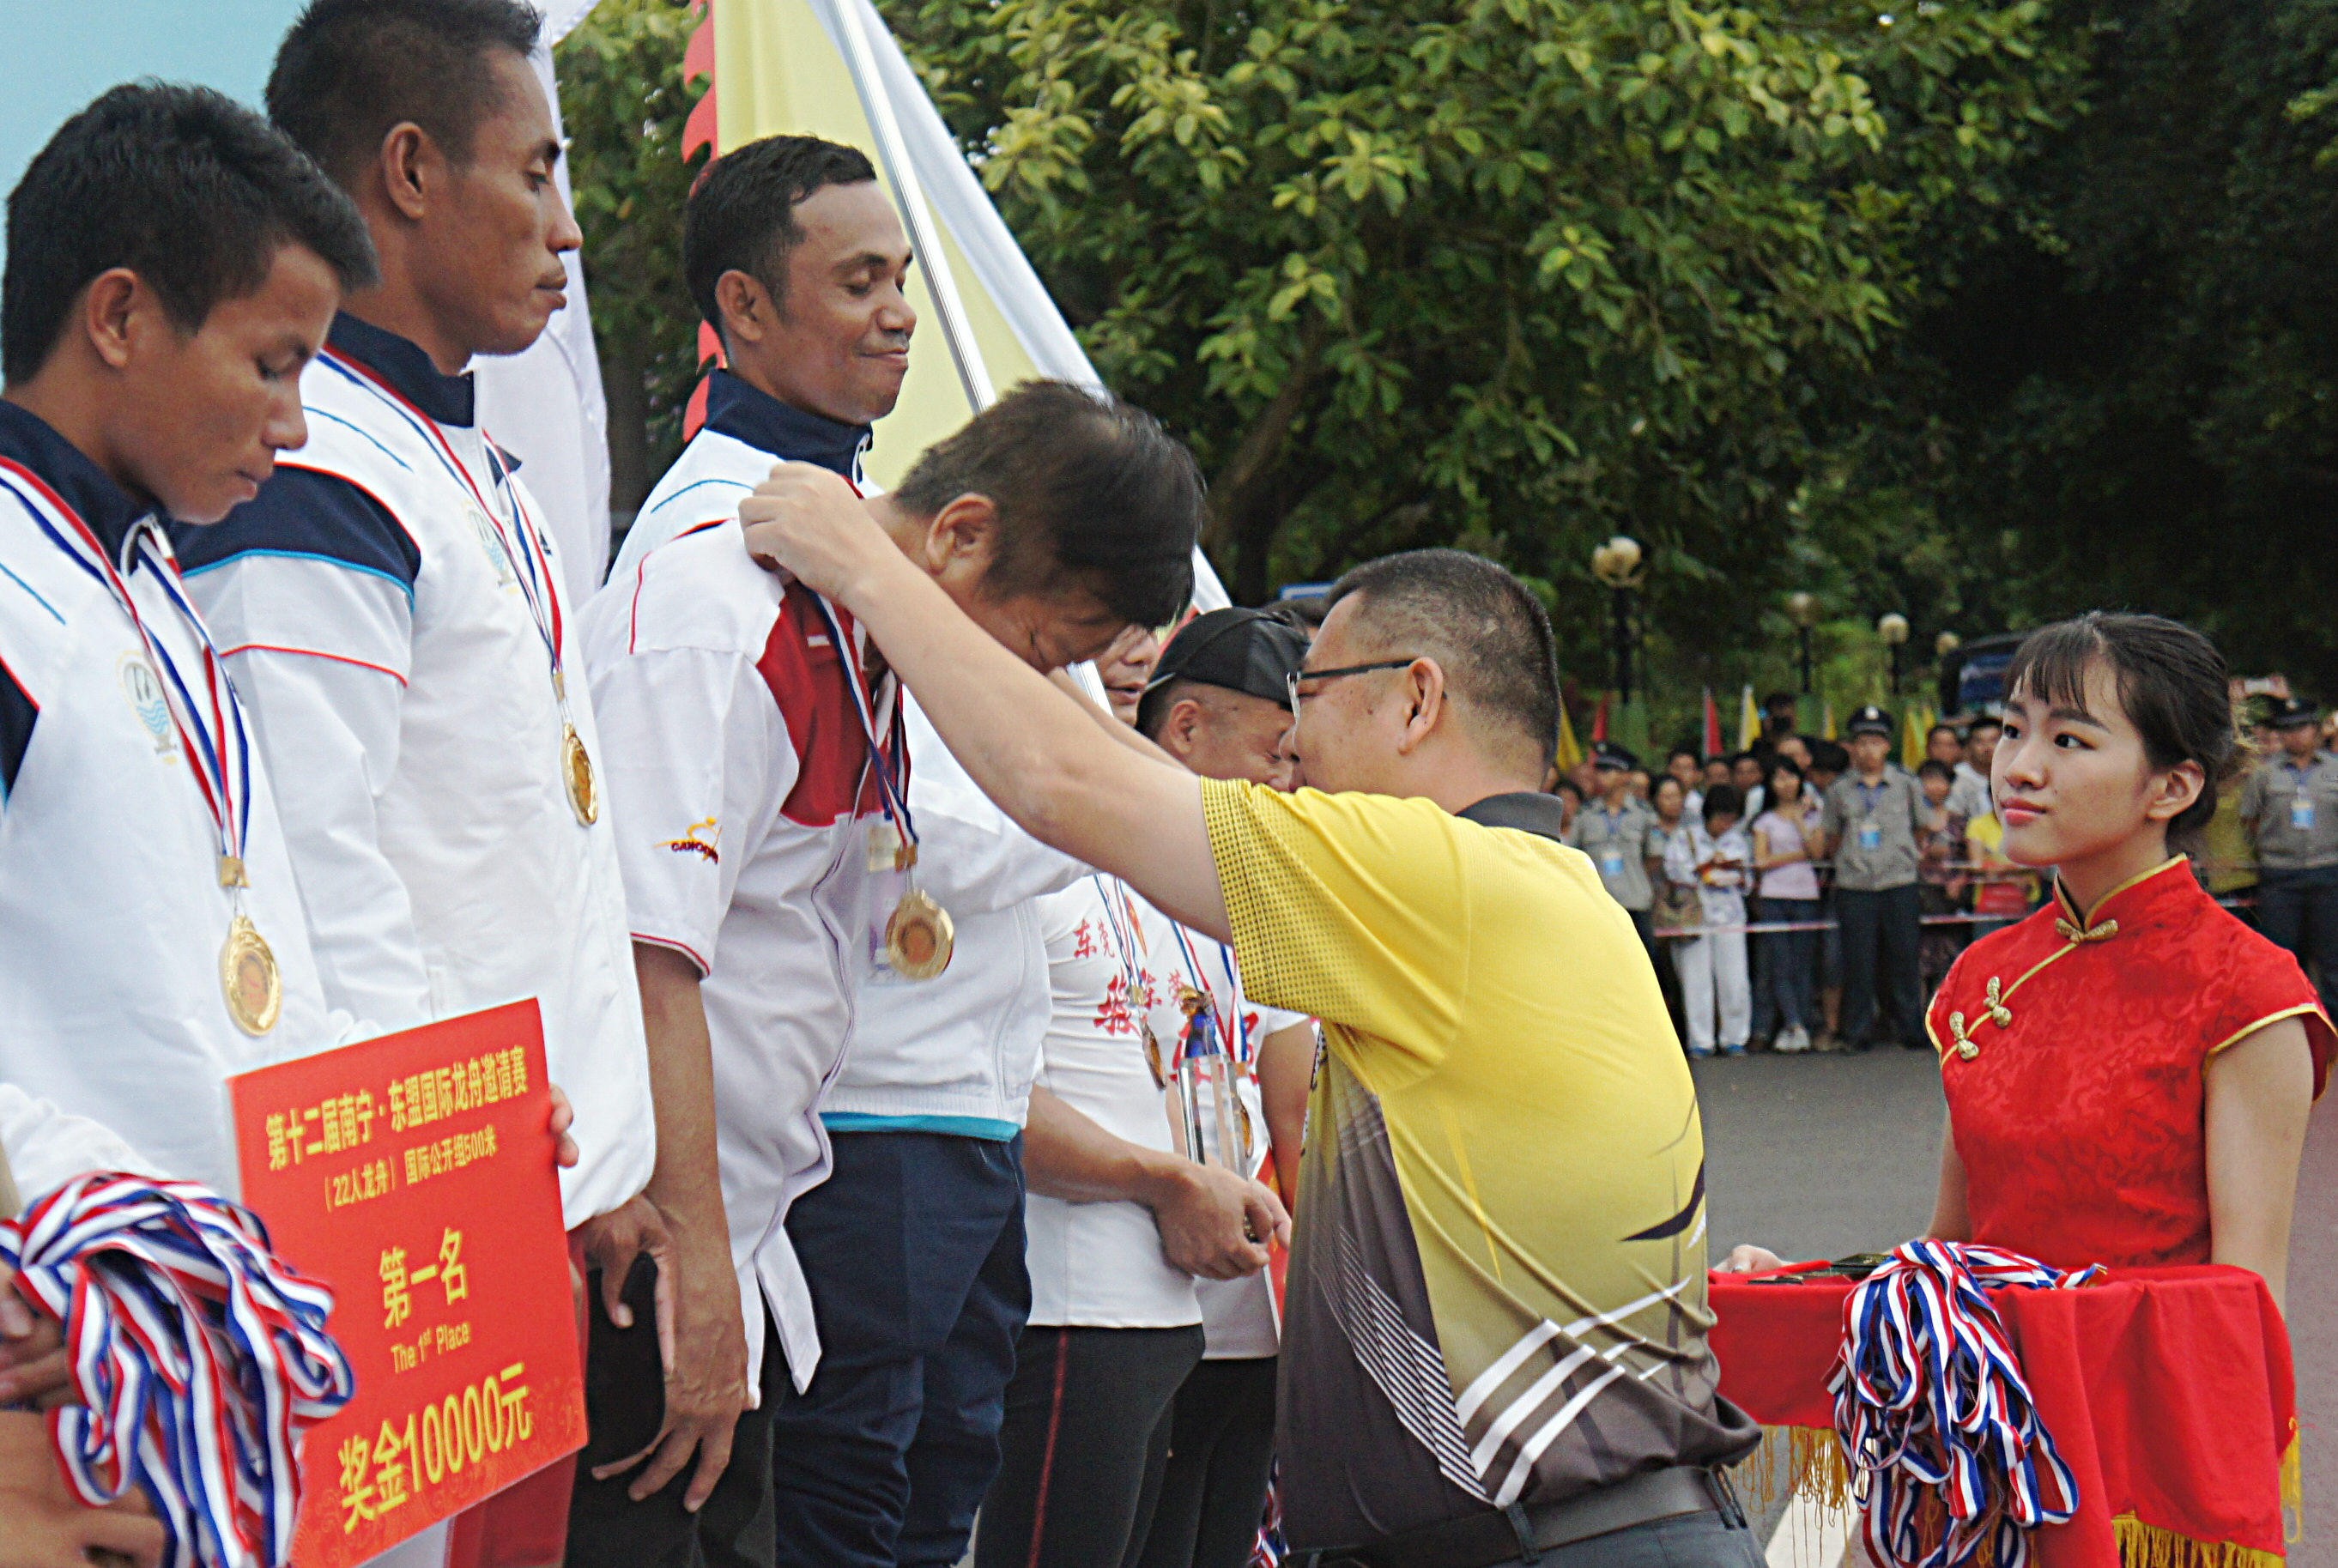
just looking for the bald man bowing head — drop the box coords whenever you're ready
[739,467,1761,1568]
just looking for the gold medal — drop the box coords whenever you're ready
[220,913,282,1036]
[1142,1020,1172,1088]
[564,723,598,826]
[885,888,954,980]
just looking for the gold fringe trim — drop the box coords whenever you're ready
[2283,1432,2303,1547]
[2111,1515,2285,1568]
[1742,1425,1852,1514]
[1743,1427,2305,1566]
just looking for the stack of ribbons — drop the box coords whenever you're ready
[0,1171,354,1568]
[1832,1241,2103,1568]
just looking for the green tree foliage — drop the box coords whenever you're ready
[1864,0,2338,691]
[557,0,709,511]
[884,0,2079,678]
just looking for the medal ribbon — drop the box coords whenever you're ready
[1167,921,1243,1062]
[317,350,566,688]
[807,591,914,847]
[0,463,250,876]
[3,1172,355,1568]
[1830,1239,2097,1568]
[1090,875,1152,1033]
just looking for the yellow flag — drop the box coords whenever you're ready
[1822,699,1838,741]
[1737,687,1760,753]
[1555,699,1584,772]
[1902,706,1924,770]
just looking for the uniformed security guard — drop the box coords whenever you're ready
[2241,696,2338,1015]
[1817,705,1929,1051]
[1565,741,1663,951]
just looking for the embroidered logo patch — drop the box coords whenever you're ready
[661,818,720,863]
[118,653,175,758]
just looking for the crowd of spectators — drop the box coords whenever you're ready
[1548,681,2338,1060]
[1548,695,2022,1057]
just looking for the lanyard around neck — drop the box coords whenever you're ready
[0,461,251,881]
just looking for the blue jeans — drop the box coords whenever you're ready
[1755,897,1820,1033]
[770,1132,1031,1568]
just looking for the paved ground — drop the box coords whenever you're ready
[1693,1047,2338,1565]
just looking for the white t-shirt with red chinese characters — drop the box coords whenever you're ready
[1136,902,1310,1359]
[580,519,891,1396]
[1025,875,1201,1329]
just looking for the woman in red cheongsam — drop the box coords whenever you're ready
[1727,614,2332,1310]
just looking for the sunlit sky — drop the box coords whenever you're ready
[0,1,305,245]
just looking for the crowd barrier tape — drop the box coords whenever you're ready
[1653,896,2256,941]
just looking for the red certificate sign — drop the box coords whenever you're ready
[229,1001,585,1568]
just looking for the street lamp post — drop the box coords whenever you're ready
[1935,631,1961,709]
[1591,536,1644,705]
[1878,613,1910,696]
[1787,592,1820,695]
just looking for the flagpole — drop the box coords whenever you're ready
[829,0,995,413]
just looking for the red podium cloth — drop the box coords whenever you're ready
[1710,1265,2299,1566]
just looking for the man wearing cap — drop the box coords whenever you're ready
[1567,742,1663,952]
[979,608,1306,1568]
[1130,610,1321,1568]
[2242,698,2338,1014]
[1816,708,1928,1051]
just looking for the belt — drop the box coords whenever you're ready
[1290,1465,1741,1568]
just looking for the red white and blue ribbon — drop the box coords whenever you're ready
[0,463,251,878]
[318,349,567,692]
[807,590,913,848]
[1831,1240,2101,1568]
[1,1172,354,1568]
[1168,921,1243,1062]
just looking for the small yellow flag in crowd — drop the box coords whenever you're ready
[1737,686,1760,752]
[1555,699,1584,772]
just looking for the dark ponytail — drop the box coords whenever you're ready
[2002,613,2236,848]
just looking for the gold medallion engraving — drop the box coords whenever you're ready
[564,724,598,826]
[886,889,954,979]
[221,914,282,1036]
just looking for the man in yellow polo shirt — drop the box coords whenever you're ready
[738,463,1760,1568]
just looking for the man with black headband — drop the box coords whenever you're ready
[740,464,1765,1568]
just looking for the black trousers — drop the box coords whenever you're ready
[564,1256,778,1568]
[2257,866,2338,1015]
[1837,883,1927,1048]
[1135,1356,1278,1568]
[977,1323,1206,1568]
[769,1131,1032,1568]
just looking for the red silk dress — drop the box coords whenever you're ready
[1927,857,2335,1271]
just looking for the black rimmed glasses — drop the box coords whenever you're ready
[1285,659,1420,725]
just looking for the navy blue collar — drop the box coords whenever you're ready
[703,370,869,476]
[327,312,475,427]
[0,399,148,566]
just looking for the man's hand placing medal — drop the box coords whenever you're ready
[739,462,893,600]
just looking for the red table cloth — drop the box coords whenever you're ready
[1709,1265,2299,1567]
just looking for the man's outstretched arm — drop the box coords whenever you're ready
[740,465,1232,941]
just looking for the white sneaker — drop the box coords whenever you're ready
[1777,1025,1810,1053]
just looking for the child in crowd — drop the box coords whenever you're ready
[1751,759,1822,1052]
[1916,759,1970,991]
[1667,784,1754,1058]
[1648,775,1695,1033]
